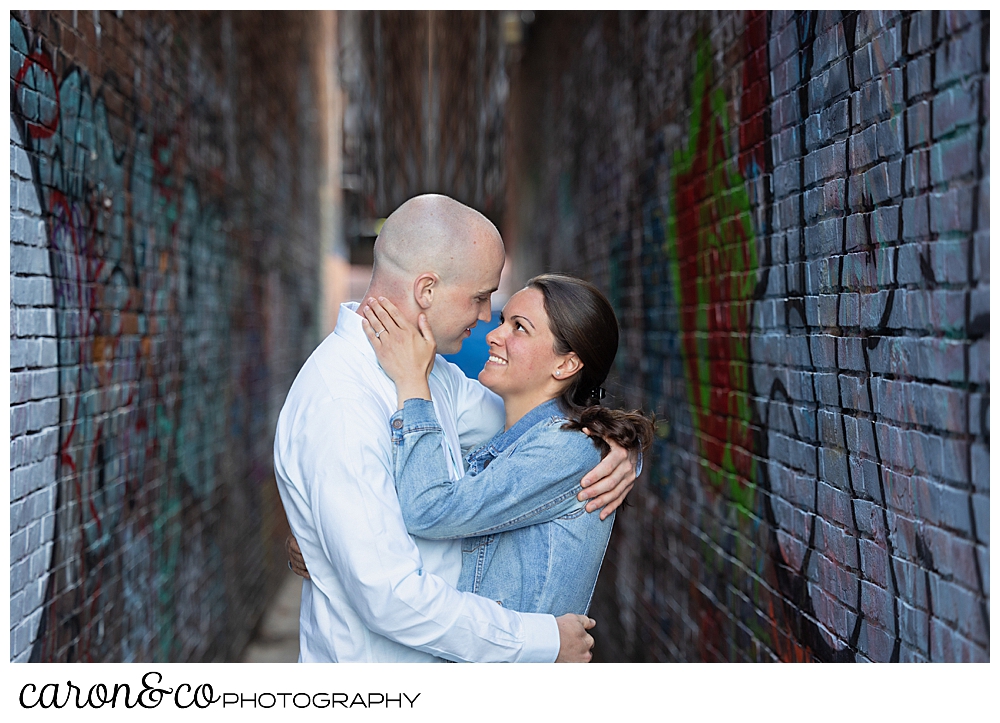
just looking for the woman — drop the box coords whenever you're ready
[362,273,653,616]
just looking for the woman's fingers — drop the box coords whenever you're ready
[362,300,387,332]
[362,304,383,332]
[361,314,381,343]
[368,297,400,331]
[376,296,405,326]
[417,313,436,345]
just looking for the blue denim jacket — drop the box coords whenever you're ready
[389,398,614,616]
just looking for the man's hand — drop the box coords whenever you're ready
[286,534,310,580]
[578,432,637,520]
[555,614,595,663]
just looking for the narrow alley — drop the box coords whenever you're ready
[10,10,989,667]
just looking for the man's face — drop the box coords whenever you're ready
[426,250,503,355]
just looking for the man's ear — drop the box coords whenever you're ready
[554,353,583,381]
[413,272,439,310]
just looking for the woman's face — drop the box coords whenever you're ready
[478,288,571,400]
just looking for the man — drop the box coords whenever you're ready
[274,195,636,662]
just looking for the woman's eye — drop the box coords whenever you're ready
[515,322,525,332]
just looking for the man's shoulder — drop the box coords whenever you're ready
[279,337,388,429]
[293,333,376,395]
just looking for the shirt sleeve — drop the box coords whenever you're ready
[274,388,559,662]
[390,399,601,540]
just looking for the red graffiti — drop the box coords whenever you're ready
[15,51,61,139]
[673,90,755,484]
[739,10,769,178]
[673,11,771,493]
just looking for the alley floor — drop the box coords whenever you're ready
[240,570,302,663]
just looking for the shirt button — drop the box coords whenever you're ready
[392,419,403,429]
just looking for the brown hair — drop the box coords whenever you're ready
[527,274,654,458]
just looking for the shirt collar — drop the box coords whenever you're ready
[334,301,378,363]
[484,397,564,457]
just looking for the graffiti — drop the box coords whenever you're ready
[658,11,893,663]
[667,37,759,511]
[508,9,989,662]
[9,114,60,657]
[10,15,282,662]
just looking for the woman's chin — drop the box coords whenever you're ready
[477,368,498,391]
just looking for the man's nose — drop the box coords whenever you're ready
[478,305,492,323]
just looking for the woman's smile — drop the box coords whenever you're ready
[477,288,569,419]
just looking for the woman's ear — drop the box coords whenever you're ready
[554,353,583,381]
[413,272,438,310]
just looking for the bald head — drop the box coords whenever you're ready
[363,194,506,354]
[372,194,505,286]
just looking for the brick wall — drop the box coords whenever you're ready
[506,10,989,662]
[10,10,323,662]
[339,10,511,244]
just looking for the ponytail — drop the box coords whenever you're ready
[561,405,654,459]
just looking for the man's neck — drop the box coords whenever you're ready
[355,284,409,316]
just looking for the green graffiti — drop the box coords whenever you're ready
[665,39,759,515]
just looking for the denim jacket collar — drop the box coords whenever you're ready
[467,398,564,472]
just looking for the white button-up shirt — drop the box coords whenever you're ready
[274,302,560,662]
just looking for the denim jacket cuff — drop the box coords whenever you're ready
[389,398,442,442]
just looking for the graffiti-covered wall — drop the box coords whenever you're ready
[507,10,989,662]
[10,10,323,662]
